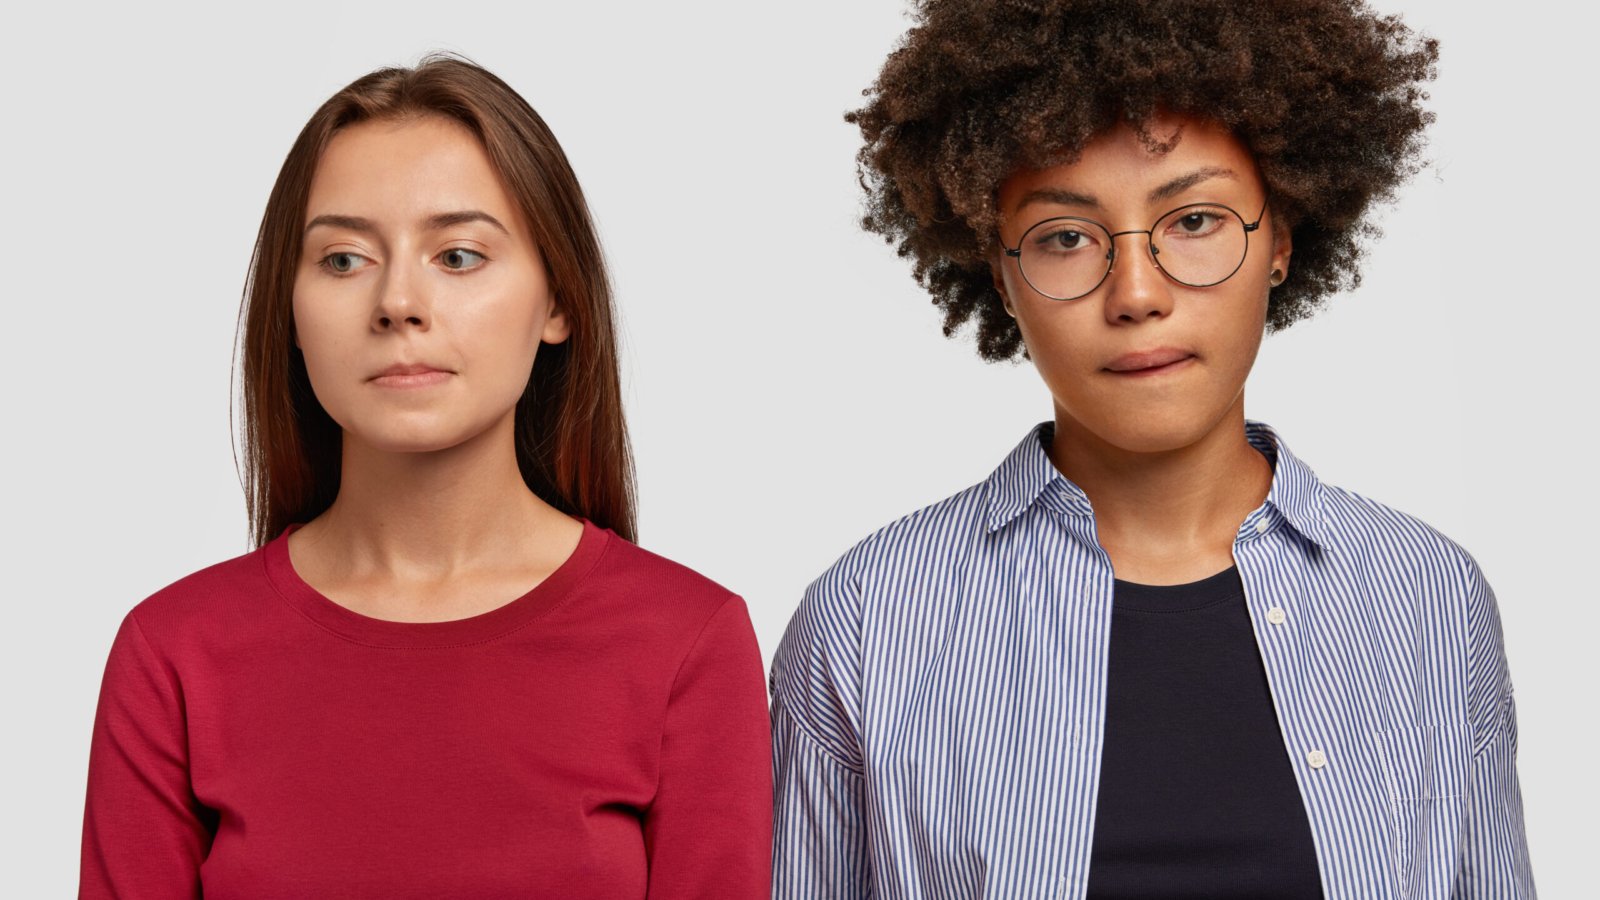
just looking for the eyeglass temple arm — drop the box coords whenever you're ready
[1244,197,1270,233]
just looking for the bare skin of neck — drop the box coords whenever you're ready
[285,409,583,623]
[1049,395,1272,586]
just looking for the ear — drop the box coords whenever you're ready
[991,254,1017,319]
[1269,218,1293,284]
[540,294,572,345]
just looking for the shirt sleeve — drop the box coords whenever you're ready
[643,595,773,899]
[81,612,213,899]
[1454,558,1536,898]
[770,561,873,898]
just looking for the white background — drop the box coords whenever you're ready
[3,0,1593,894]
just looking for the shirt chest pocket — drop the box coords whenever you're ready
[1370,722,1471,899]
[1372,722,1468,801]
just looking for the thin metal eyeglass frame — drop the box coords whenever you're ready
[1002,198,1269,301]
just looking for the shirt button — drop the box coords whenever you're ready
[1255,519,1269,535]
[1306,749,1328,770]
[1266,607,1287,626]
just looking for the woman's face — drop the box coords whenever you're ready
[292,115,567,455]
[992,113,1291,455]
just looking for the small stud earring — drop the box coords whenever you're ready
[1269,268,1285,287]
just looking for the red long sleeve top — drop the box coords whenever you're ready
[81,520,772,898]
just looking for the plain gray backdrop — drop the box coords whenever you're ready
[3,0,1592,894]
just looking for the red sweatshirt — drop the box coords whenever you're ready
[81,520,772,898]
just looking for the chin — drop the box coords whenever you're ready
[1073,407,1232,456]
[1102,426,1204,455]
[337,412,488,455]
[362,432,475,454]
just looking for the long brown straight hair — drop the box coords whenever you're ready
[237,53,635,547]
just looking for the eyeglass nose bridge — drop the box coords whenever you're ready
[1104,228,1162,272]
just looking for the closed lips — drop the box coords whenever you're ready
[1105,349,1194,372]
[372,363,450,379]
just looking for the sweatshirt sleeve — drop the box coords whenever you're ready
[81,611,213,899]
[643,595,773,898]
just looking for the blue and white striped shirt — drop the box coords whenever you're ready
[771,421,1533,899]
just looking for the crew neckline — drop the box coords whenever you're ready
[262,518,610,648]
[1112,565,1244,613]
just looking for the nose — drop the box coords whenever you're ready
[1101,231,1173,325]
[371,260,431,332]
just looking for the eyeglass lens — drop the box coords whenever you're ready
[1018,204,1249,300]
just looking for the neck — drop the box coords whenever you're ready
[301,410,573,575]
[1049,396,1272,584]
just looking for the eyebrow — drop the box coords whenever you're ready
[1147,166,1239,205]
[1013,166,1241,214]
[303,210,510,237]
[1015,187,1103,211]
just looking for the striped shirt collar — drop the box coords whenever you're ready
[982,420,1335,551]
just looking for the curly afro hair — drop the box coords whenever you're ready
[848,0,1439,361]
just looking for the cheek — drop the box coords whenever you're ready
[290,283,357,368]
[469,287,545,347]
[1012,304,1098,395]
[457,290,547,389]
[467,256,550,336]
[289,273,377,411]
[1218,286,1270,363]
[1169,296,1267,412]
[1011,288,1084,352]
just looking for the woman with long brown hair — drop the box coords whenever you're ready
[80,54,771,898]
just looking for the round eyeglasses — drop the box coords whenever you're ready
[1002,199,1268,301]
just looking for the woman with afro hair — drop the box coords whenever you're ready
[770,1,1534,897]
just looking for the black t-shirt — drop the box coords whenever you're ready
[1084,566,1324,898]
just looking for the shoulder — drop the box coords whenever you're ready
[771,480,995,761]
[1253,419,1488,593]
[1318,483,1485,586]
[797,422,1054,603]
[585,533,764,703]
[586,528,746,634]
[776,480,988,668]
[1314,482,1513,747]
[1313,481,1505,689]
[820,481,992,596]
[120,545,272,647]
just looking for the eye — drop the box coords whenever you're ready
[438,248,488,271]
[1164,209,1227,239]
[1031,222,1101,254]
[316,251,371,276]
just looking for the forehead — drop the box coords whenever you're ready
[997,114,1262,215]
[305,115,521,228]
